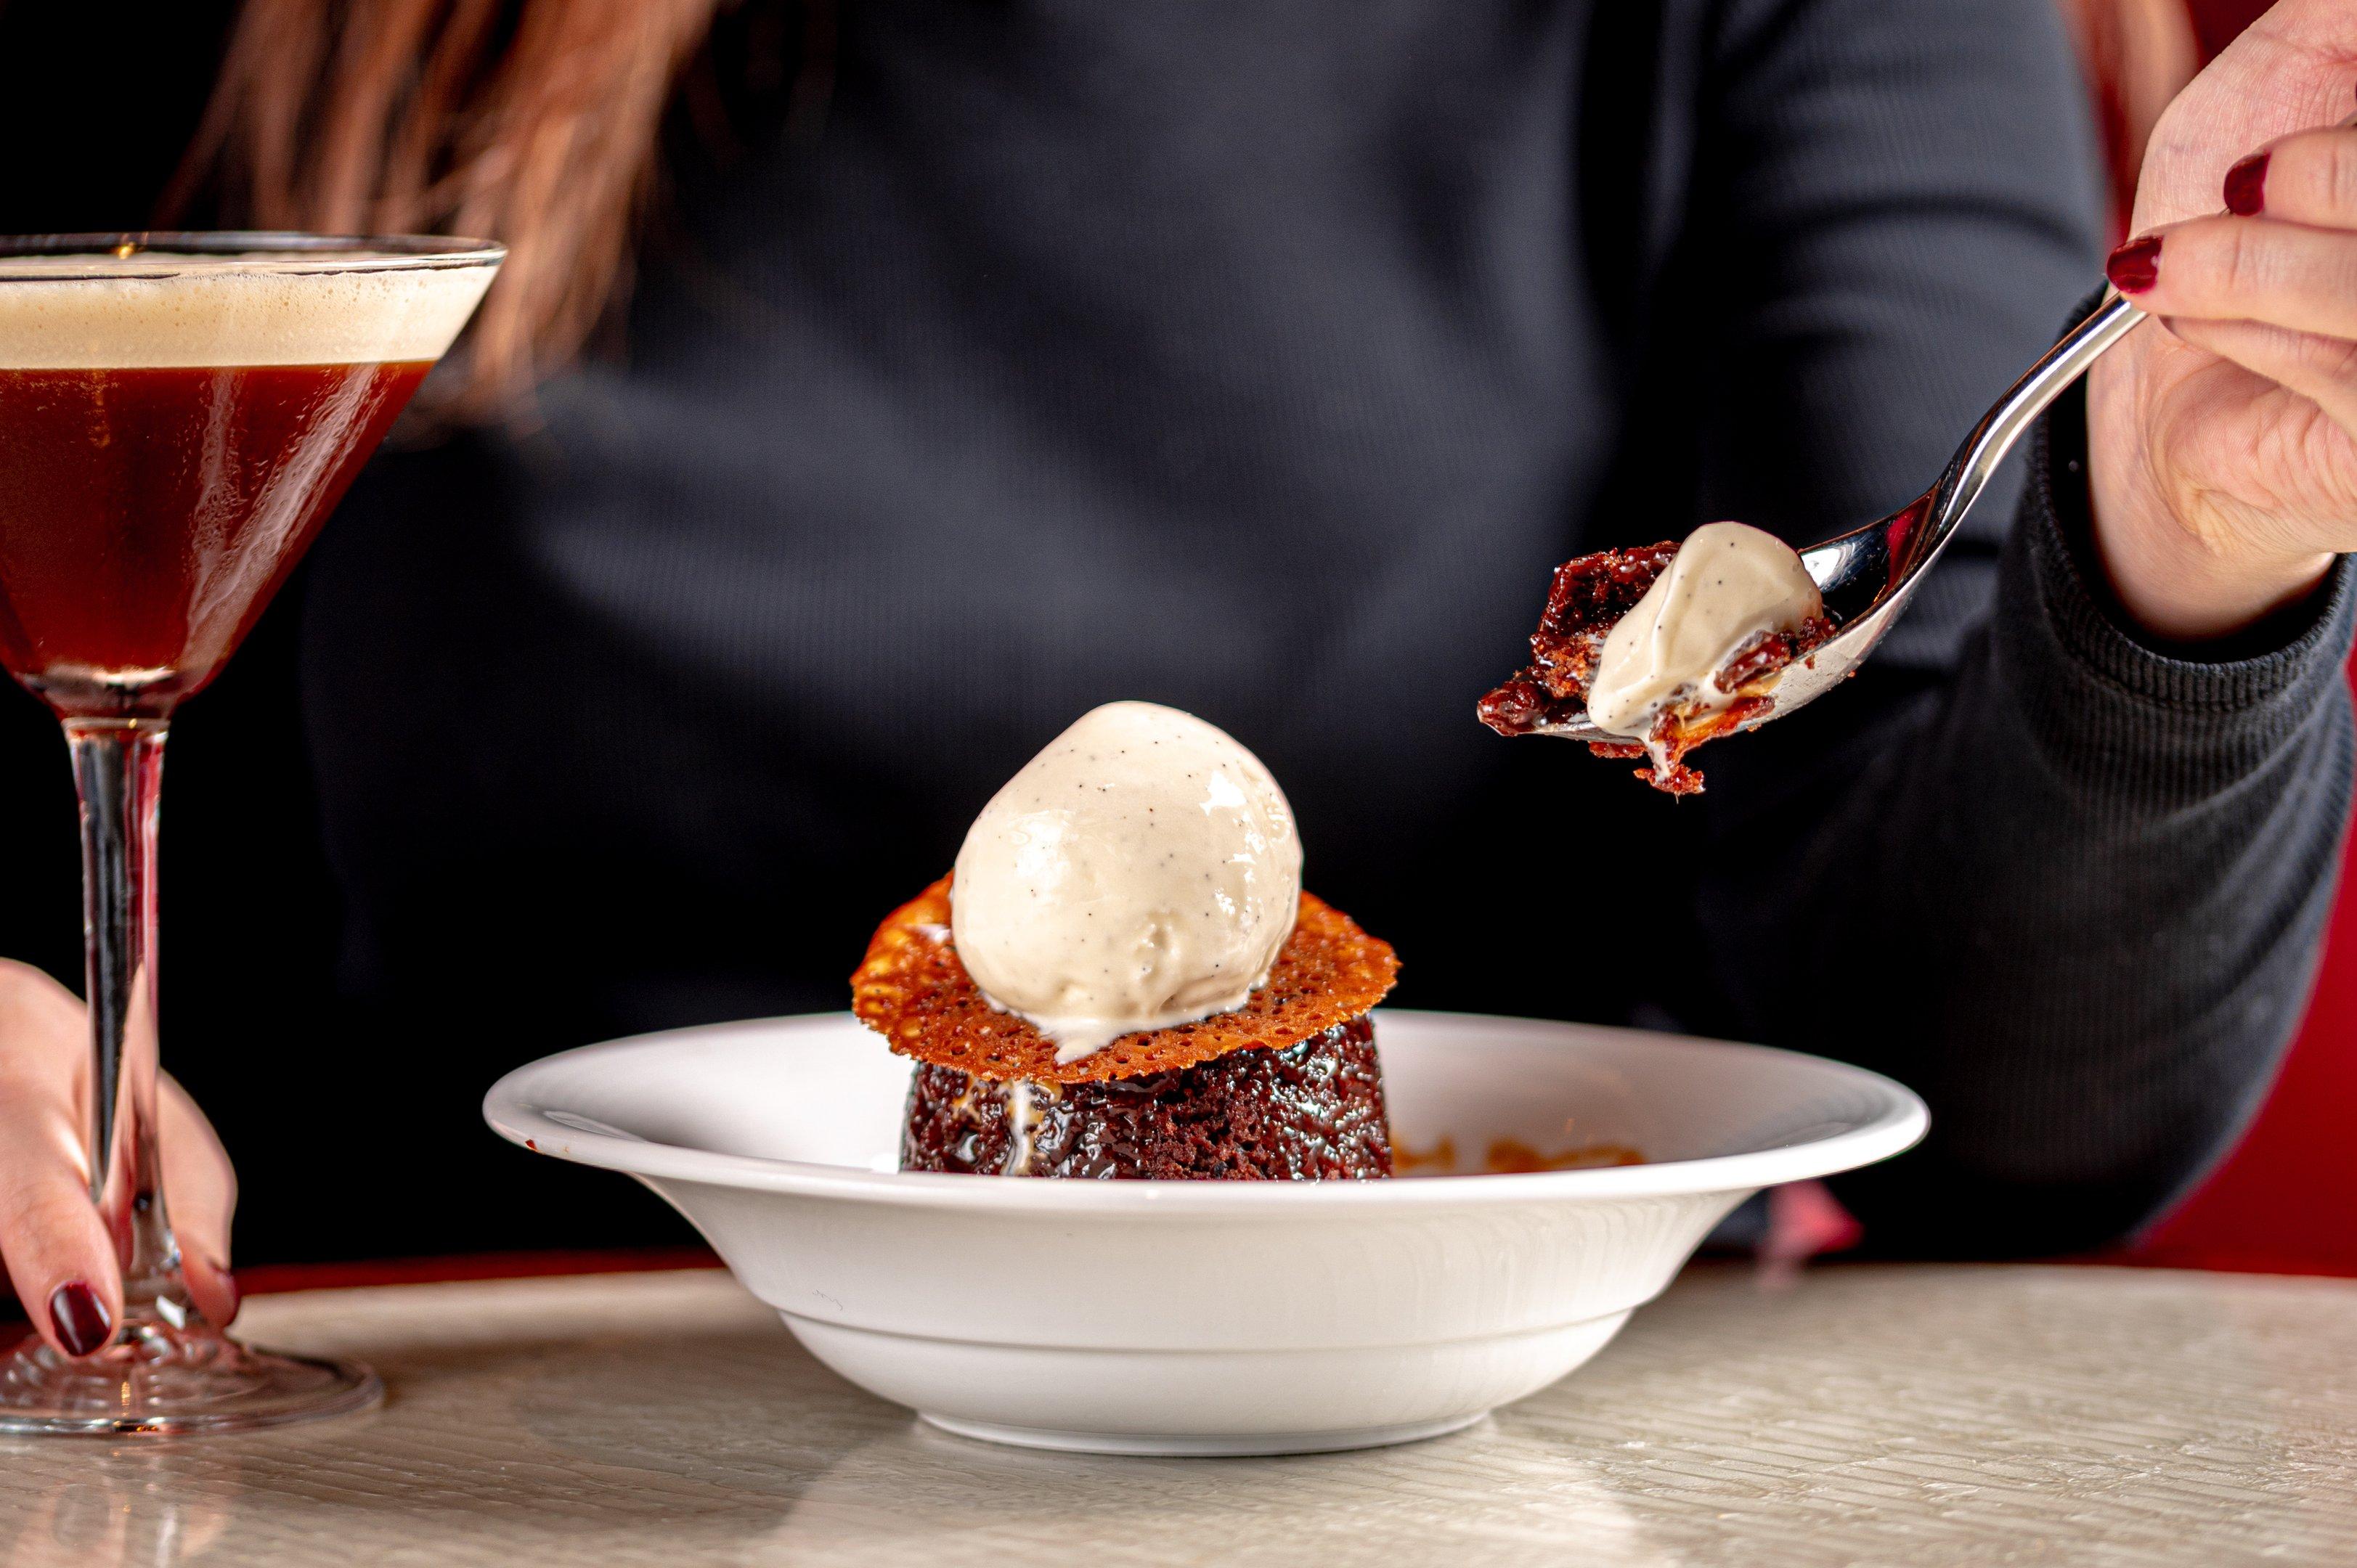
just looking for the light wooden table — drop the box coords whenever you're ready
[3,1261,2353,1567]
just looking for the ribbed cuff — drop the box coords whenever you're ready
[1995,375,2356,809]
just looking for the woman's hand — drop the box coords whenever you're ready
[2085,0,2357,642]
[0,960,237,1356]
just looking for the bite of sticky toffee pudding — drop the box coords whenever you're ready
[1480,522,1836,793]
[850,703,1400,1180]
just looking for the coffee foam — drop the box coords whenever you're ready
[0,256,496,369]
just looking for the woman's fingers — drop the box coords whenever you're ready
[2107,118,2357,340]
[162,1074,239,1328]
[2159,316,2357,436]
[0,967,243,1352]
[0,963,120,1359]
[2108,211,2357,343]
[2223,125,2357,226]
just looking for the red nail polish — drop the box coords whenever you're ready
[2223,152,2268,216]
[46,1281,111,1357]
[2106,234,2162,294]
[217,1267,241,1320]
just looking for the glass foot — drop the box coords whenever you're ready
[0,1318,380,1436]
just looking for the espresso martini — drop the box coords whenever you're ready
[0,251,491,715]
[0,237,500,1435]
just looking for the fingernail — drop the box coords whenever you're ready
[216,1265,240,1320]
[2106,234,2162,294]
[46,1281,111,1357]
[2223,152,2268,216]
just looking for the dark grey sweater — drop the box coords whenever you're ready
[1,0,2346,1262]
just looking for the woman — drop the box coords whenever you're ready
[1,0,2353,1357]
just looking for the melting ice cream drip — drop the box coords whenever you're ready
[1585,520,1823,743]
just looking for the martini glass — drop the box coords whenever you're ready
[0,234,501,1434]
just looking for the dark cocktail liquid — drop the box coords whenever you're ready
[0,362,431,716]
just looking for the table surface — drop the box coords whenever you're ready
[3,1260,2353,1567]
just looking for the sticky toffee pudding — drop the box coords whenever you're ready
[852,704,1401,1180]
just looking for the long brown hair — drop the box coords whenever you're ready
[183,1,2192,412]
[175,0,728,413]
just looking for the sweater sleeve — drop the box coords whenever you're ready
[1647,0,2357,1253]
[1701,380,2356,1255]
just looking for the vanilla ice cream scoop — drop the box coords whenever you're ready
[950,701,1301,1063]
[1587,520,1823,738]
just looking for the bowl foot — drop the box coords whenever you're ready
[920,1410,1489,1456]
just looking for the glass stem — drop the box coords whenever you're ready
[65,716,194,1339]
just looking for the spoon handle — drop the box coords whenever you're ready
[1929,292,2146,545]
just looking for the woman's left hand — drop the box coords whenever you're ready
[2086,0,2357,642]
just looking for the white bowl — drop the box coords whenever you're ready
[484,1010,1924,1456]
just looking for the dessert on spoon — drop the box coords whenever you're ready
[1480,292,2149,791]
[1478,522,1836,793]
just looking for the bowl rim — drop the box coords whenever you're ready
[484,1009,1927,1211]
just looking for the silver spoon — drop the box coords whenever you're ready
[1529,293,2148,743]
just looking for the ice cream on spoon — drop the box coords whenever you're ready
[1479,520,1835,793]
[1584,521,1825,771]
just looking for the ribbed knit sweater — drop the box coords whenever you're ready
[0,0,2345,1261]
